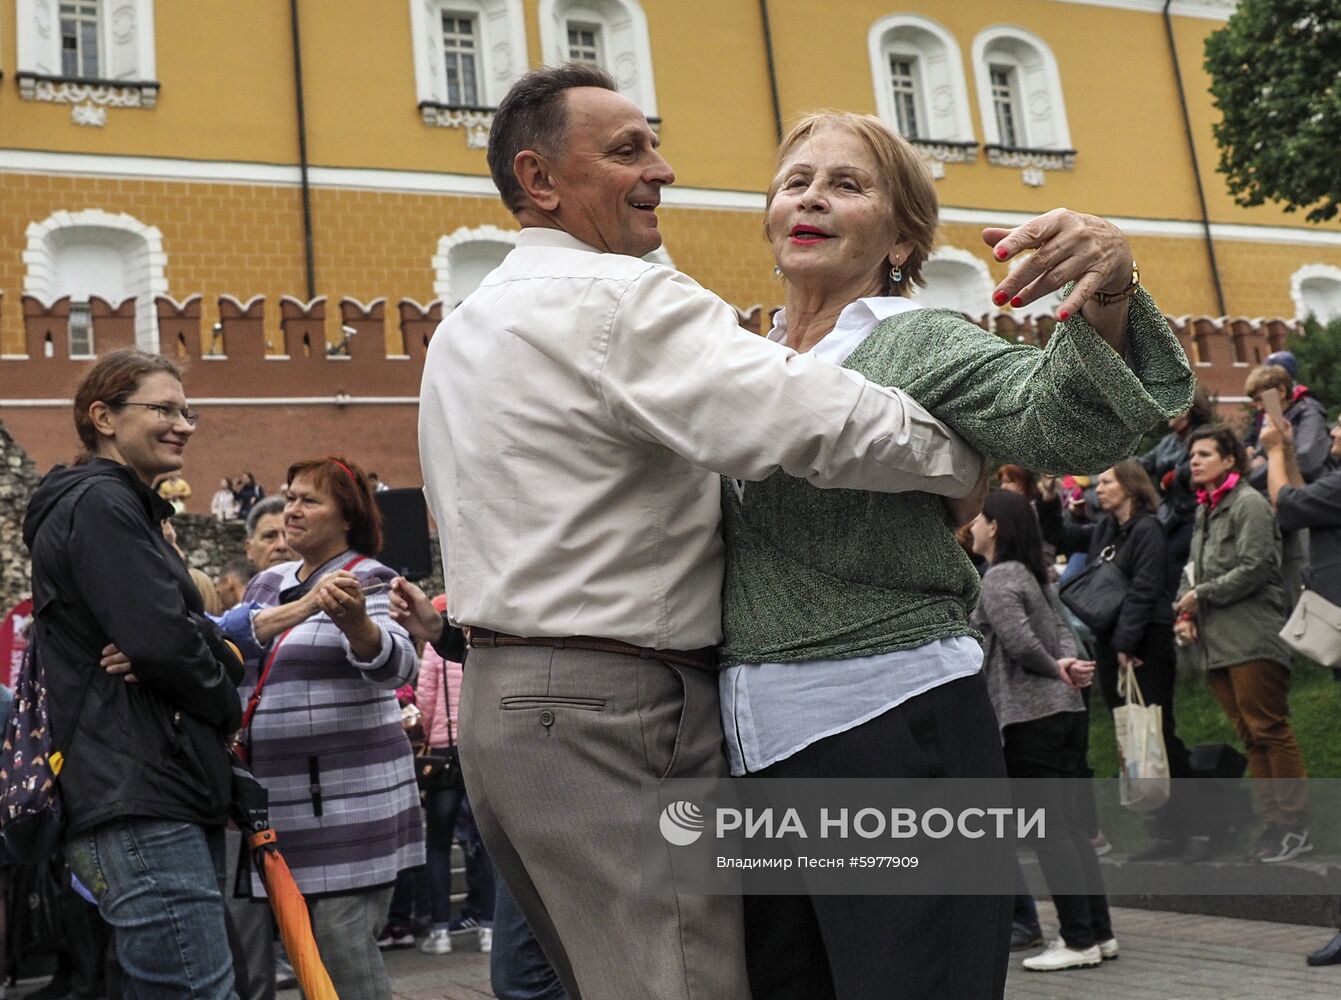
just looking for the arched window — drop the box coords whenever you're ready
[538,0,658,118]
[972,27,1070,150]
[1292,264,1341,324]
[867,15,974,148]
[973,27,1072,185]
[24,209,167,352]
[916,247,995,316]
[410,0,527,110]
[433,225,519,306]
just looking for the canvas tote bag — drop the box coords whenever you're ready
[1113,662,1170,813]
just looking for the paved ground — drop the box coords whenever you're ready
[11,904,1340,999]
[357,903,1341,1000]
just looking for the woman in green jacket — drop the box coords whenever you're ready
[722,111,1194,999]
[1174,425,1309,864]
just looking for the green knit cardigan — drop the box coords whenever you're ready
[720,288,1195,665]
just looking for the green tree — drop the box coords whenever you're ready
[1204,0,1341,223]
[1289,316,1341,417]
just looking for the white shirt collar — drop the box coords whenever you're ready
[515,227,603,254]
[768,296,923,365]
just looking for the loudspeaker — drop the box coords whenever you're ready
[374,488,433,580]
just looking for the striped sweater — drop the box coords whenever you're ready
[241,550,424,897]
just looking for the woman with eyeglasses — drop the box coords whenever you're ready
[23,348,244,998]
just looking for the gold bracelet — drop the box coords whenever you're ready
[1093,261,1140,306]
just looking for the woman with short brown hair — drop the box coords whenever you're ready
[1040,459,1195,860]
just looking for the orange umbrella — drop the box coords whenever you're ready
[248,828,339,1000]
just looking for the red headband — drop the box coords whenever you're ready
[333,460,357,483]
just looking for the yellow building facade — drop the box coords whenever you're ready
[2,0,1340,356]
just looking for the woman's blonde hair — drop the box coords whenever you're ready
[765,111,939,297]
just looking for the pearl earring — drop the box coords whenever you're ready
[890,261,903,285]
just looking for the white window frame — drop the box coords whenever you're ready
[59,0,102,79]
[1292,264,1341,324]
[868,14,974,145]
[916,246,996,316]
[538,0,658,118]
[433,225,519,306]
[972,26,1071,150]
[23,208,167,351]
[410,0,527,109]
[439,10,482,107]
[17,0,157,83]
[566,20,603,64]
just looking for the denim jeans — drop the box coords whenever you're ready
[423,785,496,929]
[490,877,568,1000]
[65,818,237,1000]
[308,886,395,1000]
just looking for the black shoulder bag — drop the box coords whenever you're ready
[415,655,463,796]
[1059,542,1130,638]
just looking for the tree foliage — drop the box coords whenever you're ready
[1204,0,1341,223]
[1289,316,1341,417]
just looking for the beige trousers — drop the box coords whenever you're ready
[459,644,750,1000]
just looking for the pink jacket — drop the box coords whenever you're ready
[417,645,462,748]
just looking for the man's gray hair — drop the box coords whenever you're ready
[245,495,286,537]
[487,62,618,213]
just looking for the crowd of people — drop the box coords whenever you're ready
[3,60,1339,1000]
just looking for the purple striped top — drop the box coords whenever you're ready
[241,550,424,897]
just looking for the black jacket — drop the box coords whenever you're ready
[23,459,243,836]
[1278,464,1341,606]
[1038,497,1173,655]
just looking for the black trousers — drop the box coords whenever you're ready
[743,672,1012,1000]
[1003,711,1113,951]
[1096,624,1194,838]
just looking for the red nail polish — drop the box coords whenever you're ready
[995,246,1009,260]
[1058,310,1070,321]
[992,291,1008,306]
[1010,296,1023,309]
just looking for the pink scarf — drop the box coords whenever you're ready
[1197,471,1240,510]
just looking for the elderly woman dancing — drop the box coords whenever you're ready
[237,456,423,1000]
[719,112,1194,999]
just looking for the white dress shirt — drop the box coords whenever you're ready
[418,229,982,649]
[721,297,984,775]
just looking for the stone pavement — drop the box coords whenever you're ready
[10,905,1334,999]
[358,903,1341,999]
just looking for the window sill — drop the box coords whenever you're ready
[418,102,495,147]
[984,145,1076,171]
[17,72,160,108]
[418,102,661,147]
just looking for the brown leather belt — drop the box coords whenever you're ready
[466,627,718,672]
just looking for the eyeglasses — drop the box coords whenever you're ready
[115,401,201,427]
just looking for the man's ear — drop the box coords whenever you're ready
[514,150,560,212]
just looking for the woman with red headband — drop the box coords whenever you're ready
[237,455,422,1000]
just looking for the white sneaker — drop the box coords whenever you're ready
[419,928,453,955]
[1097,936,1119,960]
[479,927,493,953]
[1022,940,1102,972]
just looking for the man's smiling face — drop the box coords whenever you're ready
[546,86,675,257]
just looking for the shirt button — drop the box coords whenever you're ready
[539,710,555,727]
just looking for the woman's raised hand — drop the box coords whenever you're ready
[983,209,1135,322]
[312,571,369,630]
